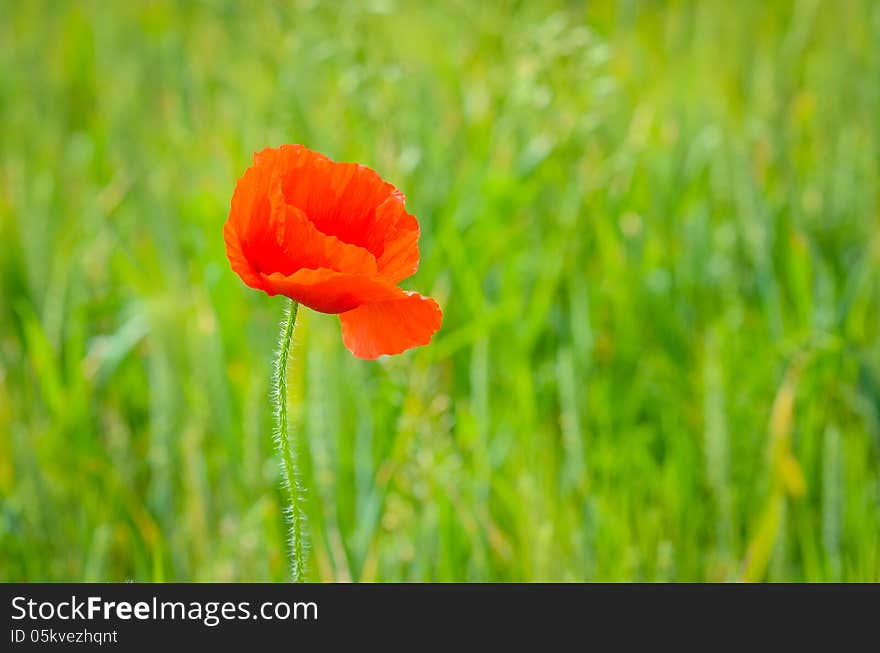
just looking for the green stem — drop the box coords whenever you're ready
[272,299,307,582]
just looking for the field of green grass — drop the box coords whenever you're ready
[1,0,879,582]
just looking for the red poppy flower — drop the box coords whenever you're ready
[224,144,442,359]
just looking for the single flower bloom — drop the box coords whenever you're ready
[224,144,442,359]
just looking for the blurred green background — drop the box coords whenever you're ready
[1,0,879,582]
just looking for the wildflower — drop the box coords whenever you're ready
[225,144,441,358]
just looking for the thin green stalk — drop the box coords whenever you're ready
[272,299,307,582]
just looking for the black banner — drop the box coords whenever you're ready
[2,584,876,648]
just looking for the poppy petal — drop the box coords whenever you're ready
[373,197,421,283]
[226,148,378,278]
[224,219,266,292]
[339,292,442,359]
[227,149,274,237]
[262,199,378,276]
[226,144,440,358]
[259,268,403,314]
[276,145,399,256]
[224,150,279,291]
[229,145,421,280]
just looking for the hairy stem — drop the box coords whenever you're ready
[272,299,307,582]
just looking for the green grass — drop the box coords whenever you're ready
[1,0,879,582]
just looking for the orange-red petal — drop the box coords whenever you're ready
[224,217,266,292]
[267,202,377,276]
[273,145,420,274]
[373,196,421,283]
[259,268,403,314]
[225,144,440,355]
[339,292,442,359]
[225,145,421,282]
